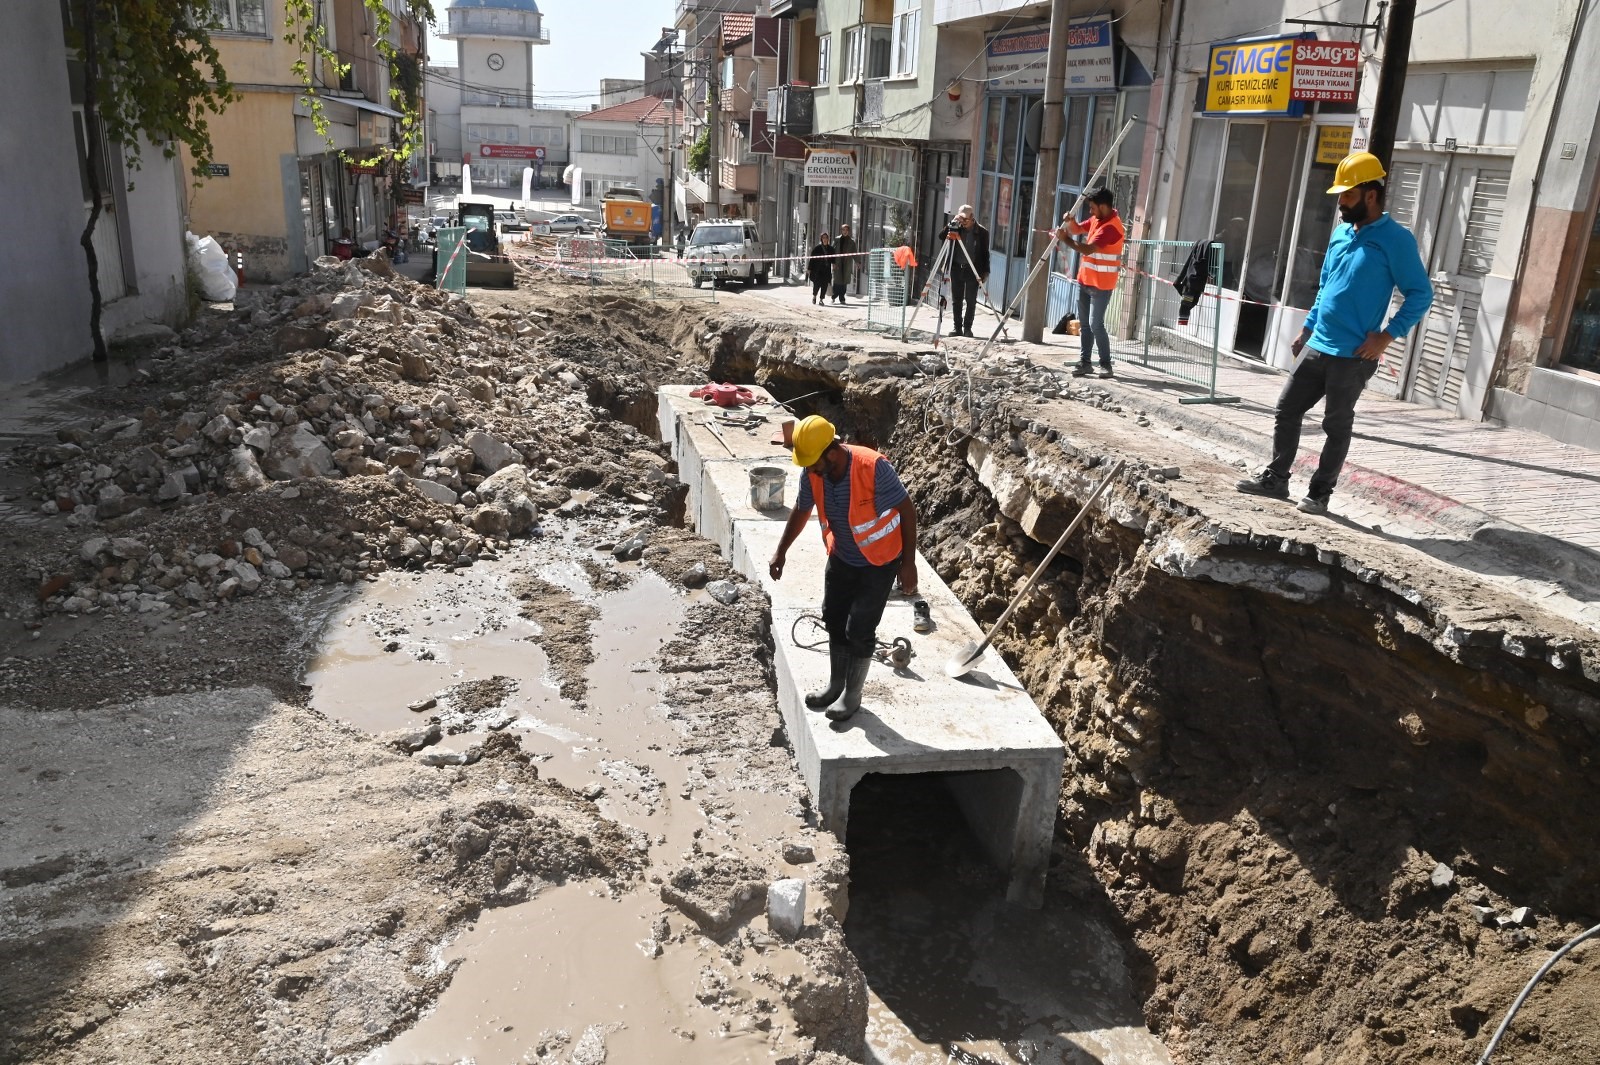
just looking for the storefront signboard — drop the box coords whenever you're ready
[1315,125,1354,164]
[480,144,546,160]
[1292,40,1359,103]
[1203,35,1306,116]
[804,149,857,188]
[985,17,1117,94]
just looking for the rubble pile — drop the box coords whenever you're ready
[18,259,684,618]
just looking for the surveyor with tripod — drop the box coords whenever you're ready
[768,416,919,723]
[948,205,991,337]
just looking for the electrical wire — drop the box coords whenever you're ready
[1476,922,1600,1064]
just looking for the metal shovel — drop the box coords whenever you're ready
[945,459,1126,678]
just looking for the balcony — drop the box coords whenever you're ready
[444,9,550,42]
[676,0,758,24]
[767,84,813,136]
[720,160,760,193]
[858,78,885,126]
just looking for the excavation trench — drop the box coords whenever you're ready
[684,312,1600,1065]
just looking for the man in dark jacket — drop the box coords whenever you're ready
[949,205,991,337]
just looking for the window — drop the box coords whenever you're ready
[528,125,565,148]
[842,25,891,82]
[891,0,918,76]
[580,133,637,155]
[818,34,831,85]
[466,124,518,143]
[213,0,266,34]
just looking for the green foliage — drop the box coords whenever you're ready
[67,0,433,183]
[66,0,239,178]
[282,0,433,166]
[687,129,710,175]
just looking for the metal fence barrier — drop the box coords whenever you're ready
[1047,239,1237,404]
[864,248,912,334]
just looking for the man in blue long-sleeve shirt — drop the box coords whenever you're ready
[1238,151,1434,515]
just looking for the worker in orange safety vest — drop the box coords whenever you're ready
[769,415,920,722]
[1056,186,1125,379]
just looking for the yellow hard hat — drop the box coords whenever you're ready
[790,414,836,467]
[1327,151,1386,194]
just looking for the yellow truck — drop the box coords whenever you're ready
[600,187,655,249]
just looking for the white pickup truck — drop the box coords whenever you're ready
[682,220,775,287]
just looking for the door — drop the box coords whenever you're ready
[1404,163,1510,410]
[1369,153,1447,397]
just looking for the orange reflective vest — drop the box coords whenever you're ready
[1075,210,1125,291]
[807,445,904,565]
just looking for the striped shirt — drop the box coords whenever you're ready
[796,456,909,567]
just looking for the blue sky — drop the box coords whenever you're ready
[425,0,668,103]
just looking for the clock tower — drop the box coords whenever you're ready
[442,0,554,186]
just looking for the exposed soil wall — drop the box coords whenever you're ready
[687,310,1600,1065]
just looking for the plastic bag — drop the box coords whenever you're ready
[186,232,238,302]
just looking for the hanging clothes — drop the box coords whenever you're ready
[1175,240,1213,325]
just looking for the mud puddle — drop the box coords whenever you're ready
[310,530,824,1062]
[846,775,1171,1065]
[364,881,809,1065]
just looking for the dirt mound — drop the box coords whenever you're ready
[9,261,689,630]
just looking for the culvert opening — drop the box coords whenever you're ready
[843,771,1159,1062]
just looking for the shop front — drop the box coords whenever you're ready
[976,17,1138,309]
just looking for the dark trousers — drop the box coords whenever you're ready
[822,555,899,659]
[1267,352,1381,497]
[811,273,831,300]
[1078,285,1112,366]
[951,270,980,331]
[831,279,850,302]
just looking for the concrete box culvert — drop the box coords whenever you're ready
[658,384,1066,908]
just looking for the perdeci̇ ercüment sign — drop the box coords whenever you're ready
[804,149,858,188]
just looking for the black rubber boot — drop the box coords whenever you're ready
[806,648,849,710]
[826,657,873,722]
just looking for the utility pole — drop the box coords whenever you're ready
[1366,0,1416,169]
[1021,0,1071,343]
[707,49,721,219]
[666,46,678,247]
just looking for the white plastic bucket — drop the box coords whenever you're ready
[749,465,786,510]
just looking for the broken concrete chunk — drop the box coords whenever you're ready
[706,580,740,606]
[767,878,806,939]
[407,696,438,713]
[680,562,709,589]
[263,424,335,481]
[1508,906,1534,928]
[464,430,520,474]
[383,723,442,753]
[1430,862,1456,890]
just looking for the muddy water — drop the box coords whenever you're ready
[366,883,807,1065]
[846,775,1172,1065]
[312,541,814,1063]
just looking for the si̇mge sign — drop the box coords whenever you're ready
[803,149,857,189]
[1204,36,1305,116]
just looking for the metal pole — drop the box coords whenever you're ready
[1021,0,1071,343]
[707,50,721,219]
[976,118,1138,361]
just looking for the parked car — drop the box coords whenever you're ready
[683,220,774,287]
[542,213,591,234]
[495,210,529,233]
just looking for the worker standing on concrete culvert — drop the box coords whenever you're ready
[769,415,919,723]
[1237,151,1433,516]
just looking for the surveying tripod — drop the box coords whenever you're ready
[901,224,1010,346]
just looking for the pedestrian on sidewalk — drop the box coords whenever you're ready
[809,233,834,305]
[1055,187,1125,378]
[1237,151,1434,516]
[832,224,858,305]
[769,416,919,722]
[949,205,991,337]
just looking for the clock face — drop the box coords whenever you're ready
[486,52,505,71]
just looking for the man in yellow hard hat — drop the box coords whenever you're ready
[769,415,919,722]
[1237,151,1433,515]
